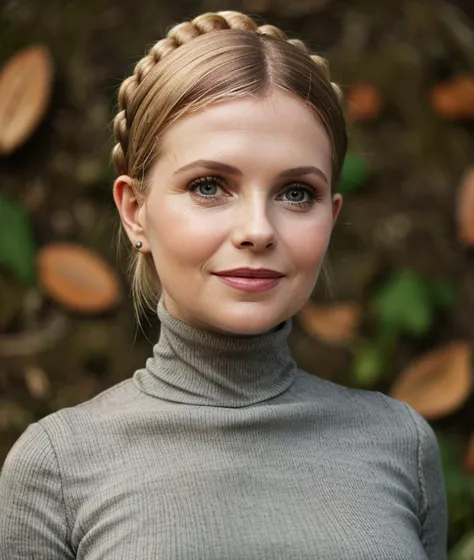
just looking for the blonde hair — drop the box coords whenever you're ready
[112,11,347,317]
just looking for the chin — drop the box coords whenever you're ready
[165,293,293,335]
[207,307,288,336]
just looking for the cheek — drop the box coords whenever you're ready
[284,216,333,271]
[146,202,224,267]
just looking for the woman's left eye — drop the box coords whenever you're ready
[279,184,319,207]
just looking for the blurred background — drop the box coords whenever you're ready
[1,0,474,556]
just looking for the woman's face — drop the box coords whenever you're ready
[114,89,342,335]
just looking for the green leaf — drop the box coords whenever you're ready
[351,342,386,386]
[337,154,367,193]
[372,270,433,337]
[0,197,36,285]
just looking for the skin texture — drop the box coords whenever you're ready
[114,89,343,335]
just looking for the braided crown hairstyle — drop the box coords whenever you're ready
[112,11,347,316]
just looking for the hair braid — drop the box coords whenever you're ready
[112,11,343,177]
[112,11,347,319]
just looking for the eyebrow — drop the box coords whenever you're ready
[173,159,329,185]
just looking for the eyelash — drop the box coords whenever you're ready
[186,175,322,208]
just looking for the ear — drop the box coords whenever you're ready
[113,175,150,252]
[331,193,343,227]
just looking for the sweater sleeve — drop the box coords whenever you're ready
[404,404,448,560]
[0,421,74,559]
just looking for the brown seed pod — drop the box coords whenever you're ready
[345,83,383,123]
[37,243,121,314]
[456,167,474,246]
[0,45,54,155]
[389,341,472,420]
[297,301,362,346]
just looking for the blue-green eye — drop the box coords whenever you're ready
[186,176,320,209]
[284,189,308,202]
[188,176,225,198]
[280,184,319,207]
[195,182,219,196]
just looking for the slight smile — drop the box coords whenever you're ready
[212,268,284,293]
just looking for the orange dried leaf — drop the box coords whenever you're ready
[456,167,474,246]
[430,76,474,120]
[450,76,474,118]
[346,83,383,122]
[430,83,462,120]
[297,301,362,345]
[37,243,121,313]
[0,45,54,155]
[389,342,472,420]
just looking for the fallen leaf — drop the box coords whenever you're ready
[389,341,472,420]
[372,270,434,339]
[430,75,474,120]
[430,82,462,120]
[346,83,383,122]
[456,167,474,246]
[351,342,387,386]
[337,153,368,193]
[451,75,474,118]
[0,196,37,285]
[0,45,54,155]
[24,365,51,399]
[37,243,121,314]
[297,300,362,346]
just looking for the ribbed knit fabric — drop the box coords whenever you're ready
[0,300,448,559]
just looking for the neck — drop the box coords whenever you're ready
[133,299,298,407]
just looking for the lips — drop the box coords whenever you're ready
[213,268,284,278]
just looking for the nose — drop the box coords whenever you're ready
[231,192,276,251]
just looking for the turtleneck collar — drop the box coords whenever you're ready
[133,299,297,407]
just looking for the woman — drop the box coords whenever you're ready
[0,11,447,559]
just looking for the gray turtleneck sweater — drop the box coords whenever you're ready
[0,301,448,559]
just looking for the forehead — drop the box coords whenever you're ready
[158,89,332,172]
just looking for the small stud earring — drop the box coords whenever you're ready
[135,240,143,250]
